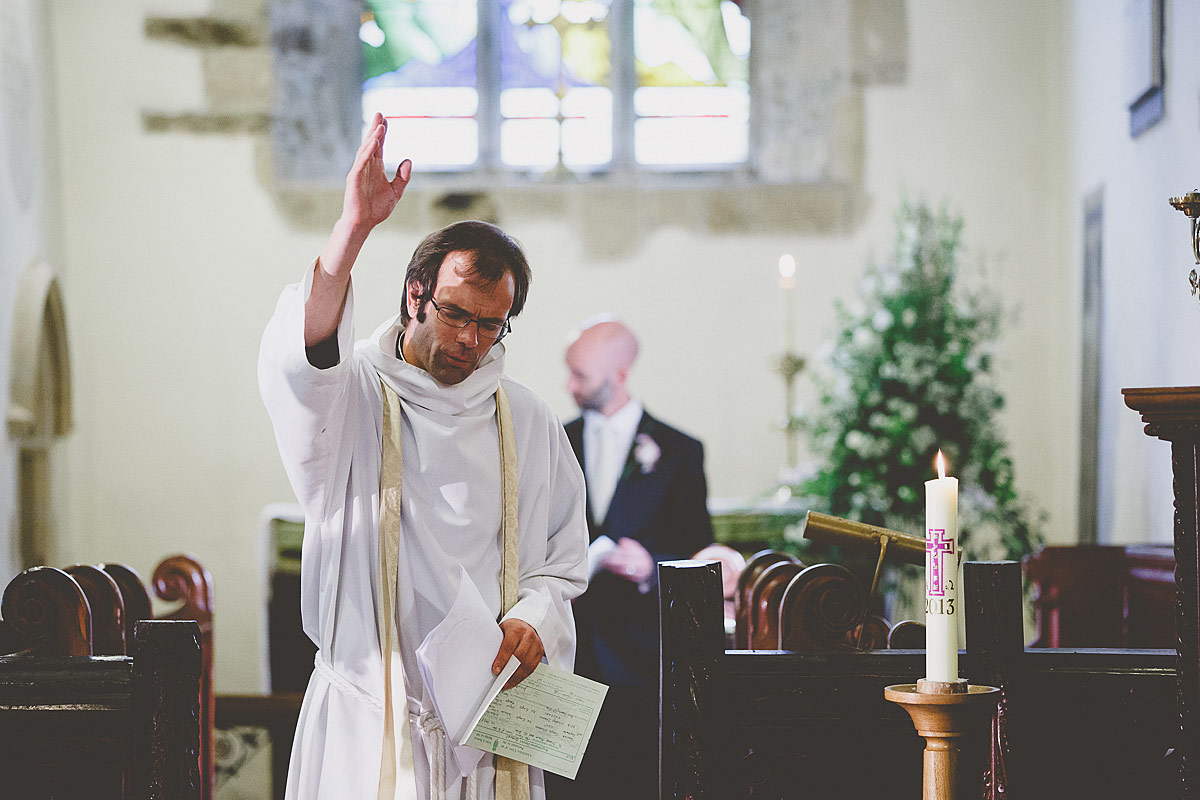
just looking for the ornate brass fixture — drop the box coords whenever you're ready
[1169,190,1200,297]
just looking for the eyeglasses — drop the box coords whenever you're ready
[426,297,511,341]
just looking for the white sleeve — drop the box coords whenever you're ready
[257,260,359,519]
[502,417,589,671]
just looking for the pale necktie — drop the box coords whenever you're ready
[590,422,622,525]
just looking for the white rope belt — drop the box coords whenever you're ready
[313,652,384,711]
[417,712,447,800]
[412,710,480,800]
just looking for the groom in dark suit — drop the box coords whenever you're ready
[551,317,713,800]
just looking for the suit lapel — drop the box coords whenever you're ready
[564,419,598,535]
[603,412,660,532]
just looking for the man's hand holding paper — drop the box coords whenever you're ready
[416,567,541,776]
[493,618,545,690]
[417,567,607,782]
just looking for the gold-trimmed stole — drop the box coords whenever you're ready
[377,380,531,800]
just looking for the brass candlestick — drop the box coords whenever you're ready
[774,350,806,472]
[1169,190,1200,298]
[885,680,999,800]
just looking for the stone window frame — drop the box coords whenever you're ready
[8,259,72,569]
[143,0,907,253]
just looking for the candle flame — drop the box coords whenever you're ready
[778,254,796,279]
[936,450,946,479]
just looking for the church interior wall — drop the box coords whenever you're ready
[1069,0,1200,547]
[0,0,1182,691]
[0,0,69,582]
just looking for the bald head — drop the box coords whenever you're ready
[565,319,639,416]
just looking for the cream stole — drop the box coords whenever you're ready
[377,380,531,800]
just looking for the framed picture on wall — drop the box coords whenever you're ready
[1124,0,1165,137]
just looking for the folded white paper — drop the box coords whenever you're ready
[415,567,504,777]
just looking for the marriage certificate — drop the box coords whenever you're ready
[460,661,608,780]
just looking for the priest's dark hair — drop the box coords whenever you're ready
[401,220,531,327]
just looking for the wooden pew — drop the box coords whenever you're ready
[660,559,1178,800]
[736,549,915,652]
[1024,544,1175,648]
[0,566,91,656]
[734,551,799,649]
[65,564,126,655]
[0,566,202,799]
[19,555,217,800]
[748,560,803,650]
[98,556,216,800]
[152,555,216,800]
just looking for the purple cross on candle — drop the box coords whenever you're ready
[927,528,954,597]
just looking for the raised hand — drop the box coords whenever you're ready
[305,112,413,348]
[342,112,412,231]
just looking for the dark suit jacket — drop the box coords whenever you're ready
[565,410,713,688]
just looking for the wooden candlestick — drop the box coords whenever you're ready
[884,681,999,800]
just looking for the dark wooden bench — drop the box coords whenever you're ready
[0,565,202,799]
[1024,543,1175,647]
[735,548,917,652]
[660,559,1178,800]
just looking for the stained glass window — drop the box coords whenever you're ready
[501,0,614,169]
[362,0,479,169]
[361,0,749,174]
[634,0,749,166]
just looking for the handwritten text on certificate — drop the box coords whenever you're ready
[463,663,608,780]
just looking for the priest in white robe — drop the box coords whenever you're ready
[258,112,589,800]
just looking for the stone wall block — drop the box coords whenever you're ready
[750,0,868,184]
[756,75,850,183]
[204,49,274,115]
[269,0,361,186]
[828,92,866,185]
[851,0,908,84]
[145,17,262,48]
[705,184,859,235]
[214,0,270,26]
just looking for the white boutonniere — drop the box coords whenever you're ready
[633,433,661,474]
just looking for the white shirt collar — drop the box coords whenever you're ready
[583,396,643,440]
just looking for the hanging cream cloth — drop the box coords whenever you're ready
[378,380,530,800]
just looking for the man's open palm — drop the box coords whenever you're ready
[345,111,411,230]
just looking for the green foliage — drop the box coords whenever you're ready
[796,200,1042,563]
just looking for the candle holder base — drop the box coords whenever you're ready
[916,678,969,695]
[884,682,999,800]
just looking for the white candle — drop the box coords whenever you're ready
[778,254,796,351]
[925,451,959,682]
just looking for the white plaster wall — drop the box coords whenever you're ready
[853,2,1076,548]
[1070,0,1200,545]
[44,0,1076,691]
[0,0,67,581]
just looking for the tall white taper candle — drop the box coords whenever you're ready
[925,451,959,682]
